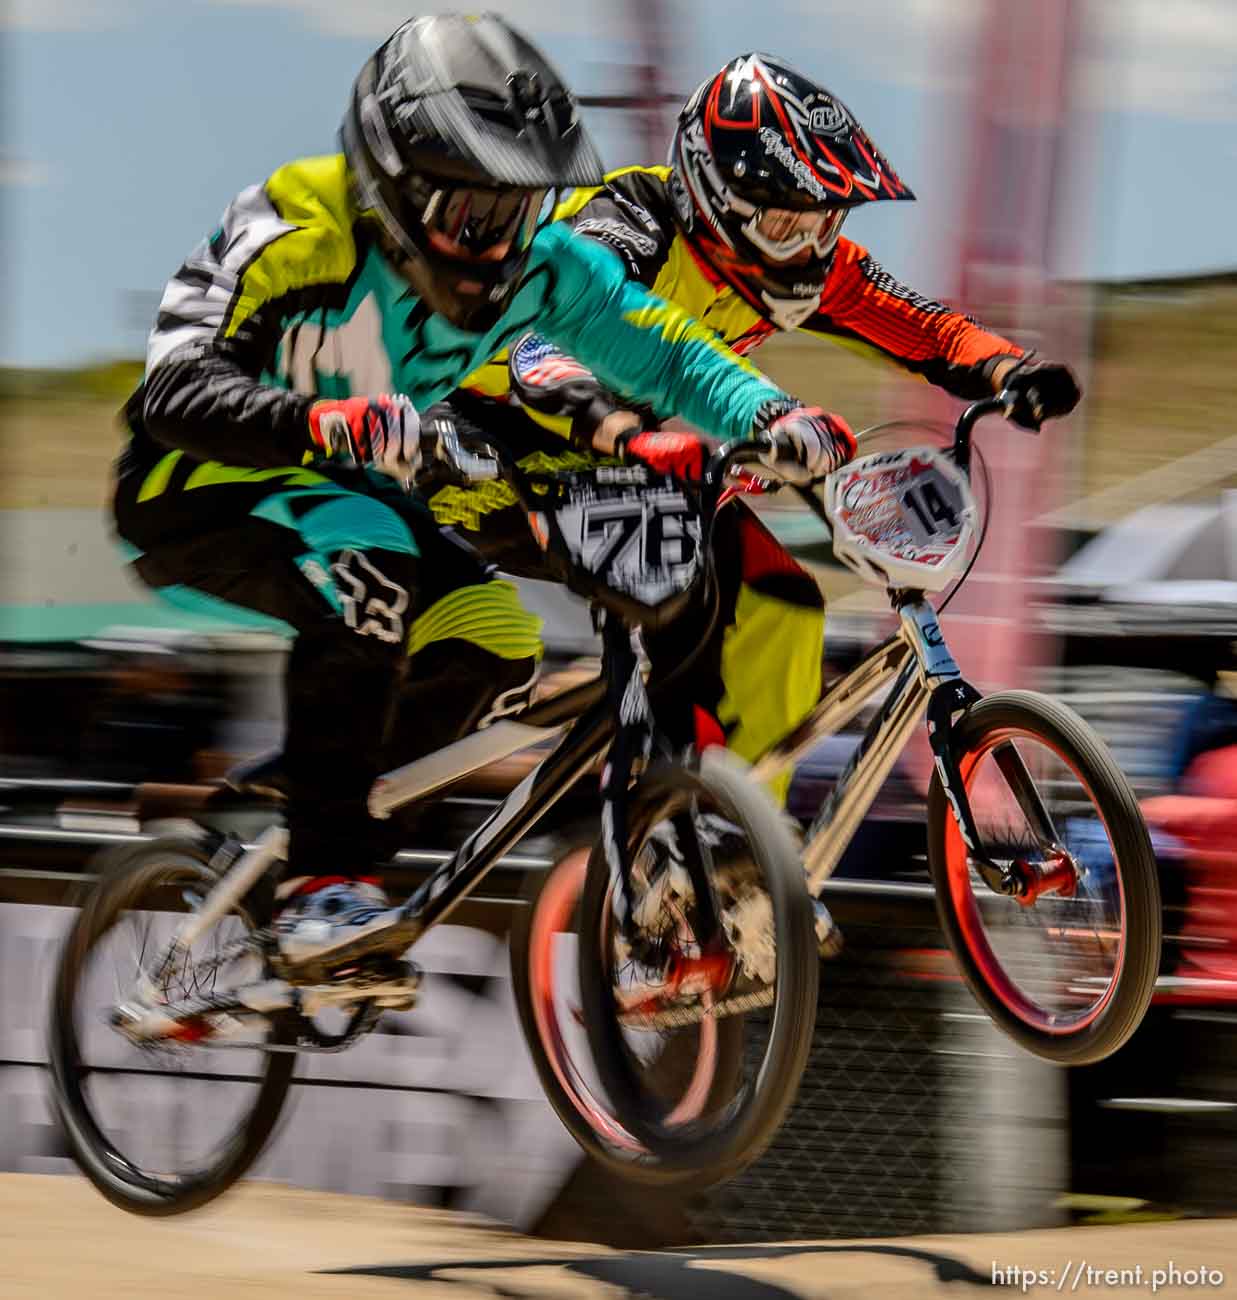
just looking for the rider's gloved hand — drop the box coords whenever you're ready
[755,403,856,484]
[616,430,709,482]
[308,395,421,480]
[1000,356,1082,430]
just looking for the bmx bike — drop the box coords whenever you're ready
[47,416,822,1212]
[514,393,1163,1180]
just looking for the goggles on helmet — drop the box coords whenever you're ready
[417,184,548,264]
[740,205,848,263]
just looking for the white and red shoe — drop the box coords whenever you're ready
[274,877,403,967]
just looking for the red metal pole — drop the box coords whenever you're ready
[928,0,1090,693]
[628,0,673,159]
[896,0,1094,797]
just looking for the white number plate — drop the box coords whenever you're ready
[824,447,978,591]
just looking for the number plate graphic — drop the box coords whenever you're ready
[552,484,702,606]
[825,447,978,591]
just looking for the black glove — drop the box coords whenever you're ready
[1001,355,1082,430]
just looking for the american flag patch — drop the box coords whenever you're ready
[512,334,589,389]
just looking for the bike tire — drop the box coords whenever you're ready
[509,845,745,1185]
[927,690,1162,1065]
[48,837,296,1215]
[577,748,818,1184]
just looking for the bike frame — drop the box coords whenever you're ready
[168,587,1041,1001]
[167,678,613,968]
[751,595,1039,896]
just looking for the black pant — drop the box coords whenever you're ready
[115,444,536,874]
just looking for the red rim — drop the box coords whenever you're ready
[527,850,718,1154]
[943,727,1126,1035]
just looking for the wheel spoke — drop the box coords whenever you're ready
[955,734,1123,1026]
[992,739,1062,850]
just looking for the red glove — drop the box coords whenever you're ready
[308,395,421,480]
[617,431,709,482]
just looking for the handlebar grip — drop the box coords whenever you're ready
[951,389,1023,476]
[422,409,501,483]
[445,441,501,482]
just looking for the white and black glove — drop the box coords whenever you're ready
[755,402,857,484]
[308,395,421,482]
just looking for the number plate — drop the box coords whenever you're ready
[824,447,978,591]
[549,482,702,605]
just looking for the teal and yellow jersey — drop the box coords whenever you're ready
[126,154,790,471]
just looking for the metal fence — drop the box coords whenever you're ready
[2,663,1234,1243]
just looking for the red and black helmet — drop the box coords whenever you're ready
[670,53,914,328]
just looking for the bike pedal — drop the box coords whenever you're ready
[328,954,422,985]
[353,956,423,1007]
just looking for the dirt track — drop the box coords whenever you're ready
[2,1174,1235,1298]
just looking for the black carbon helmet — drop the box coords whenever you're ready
[670,53,914,329]
[343,14,606,331]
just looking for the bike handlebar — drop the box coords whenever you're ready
[419,401,775,498]
[952,389,1017,474]
[419,389,1019,493]
[705,433,776,486]
[420,406,505,483]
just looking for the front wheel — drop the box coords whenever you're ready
[578,748,819,1184]
[48,838,295,1215]
[928,690,1162,1065]
[510,845,746,1184]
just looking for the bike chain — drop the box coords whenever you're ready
[619,985,774,1031]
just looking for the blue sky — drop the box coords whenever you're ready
[4,0,1236,367]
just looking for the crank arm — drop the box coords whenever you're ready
[620,986,774,1030]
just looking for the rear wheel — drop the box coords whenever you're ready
[928,691,1161,1065]
[48,838,295,1215]
[578,749,818,1184]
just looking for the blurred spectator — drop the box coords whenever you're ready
[78,651,223,784]
[1144,665,1237,990]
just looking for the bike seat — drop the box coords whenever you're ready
[224,750,289,802]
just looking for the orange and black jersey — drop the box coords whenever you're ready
[459,164,1023,416]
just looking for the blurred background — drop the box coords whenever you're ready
[2,0,1236,1248]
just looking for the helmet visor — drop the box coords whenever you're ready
[742,206,847,263]
[421,185,548,263]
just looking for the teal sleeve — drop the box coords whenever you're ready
[532,222,791,439]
